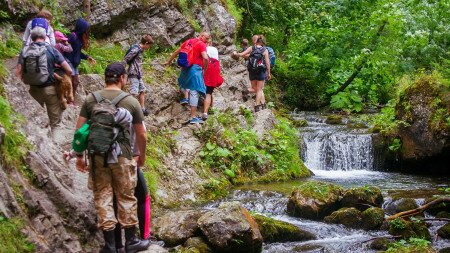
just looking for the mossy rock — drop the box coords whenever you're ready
[385,198,419,215]
[424,196,450,215]
[370,238,390,251]
[361,207,385,230]
[292,244,325,252]
[341,186,383,211]
[325,115,343,125]
[436,211,450,219]
[183,237,213,253]
[388,219,431,241]
[437,223,450,239]
[287,181,344,220]
[439,247,450,253]
[324,207,362,228]
[291,118,308,128]
[383,244,437,253]
[252,214,316,243]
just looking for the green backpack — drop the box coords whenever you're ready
[72,121,90,153]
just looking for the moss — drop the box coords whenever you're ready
[325,115,343,124]
[294,181,343,203]
[341,185,383,210]
[252,214,315,243]
[324,207,362,228]
[385,238,435,253]
[437,223,450,239]
[0,215,34,253]
[361,207,384,230]
[388,219,431,241]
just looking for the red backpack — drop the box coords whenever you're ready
[204,58,223,88]
[177,38,202,68]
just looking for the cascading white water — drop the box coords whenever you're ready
[298,113,374,172]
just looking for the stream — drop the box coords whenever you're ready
[205,112,450,252]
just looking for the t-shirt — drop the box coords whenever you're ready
[181,38,207,67]
[79,89,144,159]
[18,42,66,86]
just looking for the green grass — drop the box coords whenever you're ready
[294,181,343,201]
[0,215,34,253]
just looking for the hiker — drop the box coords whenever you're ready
[202,39,223,120]
[164,32,210,124]
[66,18,96,100]
[54,31,73,56]
[74,62,149,253]
[233,35,271,112]
[15,26,72,128]
[240,38,249,53]
[122,34,154,116]
[22,9,56,46]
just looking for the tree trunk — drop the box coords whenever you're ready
[83,0,91,22]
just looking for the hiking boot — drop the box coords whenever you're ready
[125,227,150,253]
[180,98,189,105]
[142,108,149,117]
[100,230,116,253]
[254,105,261,113]
[261,103,267,110]
[201,113,209,121]
[190,117,204,124]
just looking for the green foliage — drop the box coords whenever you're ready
[175,0,202,32]
[196,111,309,188]
[294,181,343,201]
[235,0,450,110]
[389,138,402,151]
[78,41,125,74]
[385,237,432,253]
[0,215,34,253]
[390,218,407,230]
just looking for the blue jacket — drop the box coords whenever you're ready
[66,18,90,69]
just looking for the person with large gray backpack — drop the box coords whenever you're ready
[74,62,149,253]
[16,23,72,129]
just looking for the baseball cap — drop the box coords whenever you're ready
[54,31,68,41]
[31,18,48,32]
[105,62,126,78]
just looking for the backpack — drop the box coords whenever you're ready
[266,46,276,67]
[177,38,202,68]
[247,46,266,72]
[21,43,50,86]
[87,91,129,165]
[204,58,223,88]
[72,121,90,153]
[124,44,140,65]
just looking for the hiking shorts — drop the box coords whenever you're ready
[206,86,215,95]
[249,70,267,81]
[129,77,146,95]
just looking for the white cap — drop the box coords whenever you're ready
[207,46,219,60]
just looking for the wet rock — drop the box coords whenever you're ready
[424,196,450,215]
[252,214,316,243]
[153,210,204,246]
[436,211,450,219]
[361,207,385,230]
[440,247,450,253]
[292,244,325,252]
[141,244,169,253]
[341,186,383,211]
[388,219,431,241]
[369,237,390,251]
[395,74,450,174]
[287,181,343,220]
[437,223,450,239]
[197,202,263,253]
[183,237,213,253]
[324,207,362,228]
[325,115,343,124]
[384,198,418,215]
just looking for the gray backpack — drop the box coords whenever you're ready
[21,43,50,86]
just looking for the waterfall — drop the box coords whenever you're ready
[298,113,374,172]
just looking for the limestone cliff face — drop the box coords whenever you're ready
[0,1,277,252]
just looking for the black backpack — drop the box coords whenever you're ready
[87,91,129,166]
[247,46,267,72]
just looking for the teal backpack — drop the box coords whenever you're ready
[72,122,90,153]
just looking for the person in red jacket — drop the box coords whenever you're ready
[202,39,223,120]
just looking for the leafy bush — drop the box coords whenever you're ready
[385,237,432,253]
[0,216,34,253]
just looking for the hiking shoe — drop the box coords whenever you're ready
[180,98,189,105]
[261,103,267,110]
[254,105,261,113]
[125,227,150,253]
[201,113,209,120]
[142,108,149,116]
[190,117,204,124]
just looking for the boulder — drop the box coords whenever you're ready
[395,74,450,174]
[361,207,385,230]
[183,237,213,253]
[340,186,383,211]
[197,202,263,253]
[440,248,450,253]
[153,210,204,246]
[437,223,450,239]
[424,196,450,215]
[369,238,390,251]
[436,211,450,219]
[287,181,343,220]
[384,198,418,215]
[325,115,343,125]
[324,207,362,229]
[388,219,431,241]
[141,244,169,253]
[252,214,316,243]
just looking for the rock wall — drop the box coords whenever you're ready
[0,1,278,252]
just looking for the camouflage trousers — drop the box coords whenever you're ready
[88,156,138,231]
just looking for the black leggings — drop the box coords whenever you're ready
[114,167,151,247]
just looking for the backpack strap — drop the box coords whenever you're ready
[111,92,130,107]
[92,91,103,103]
